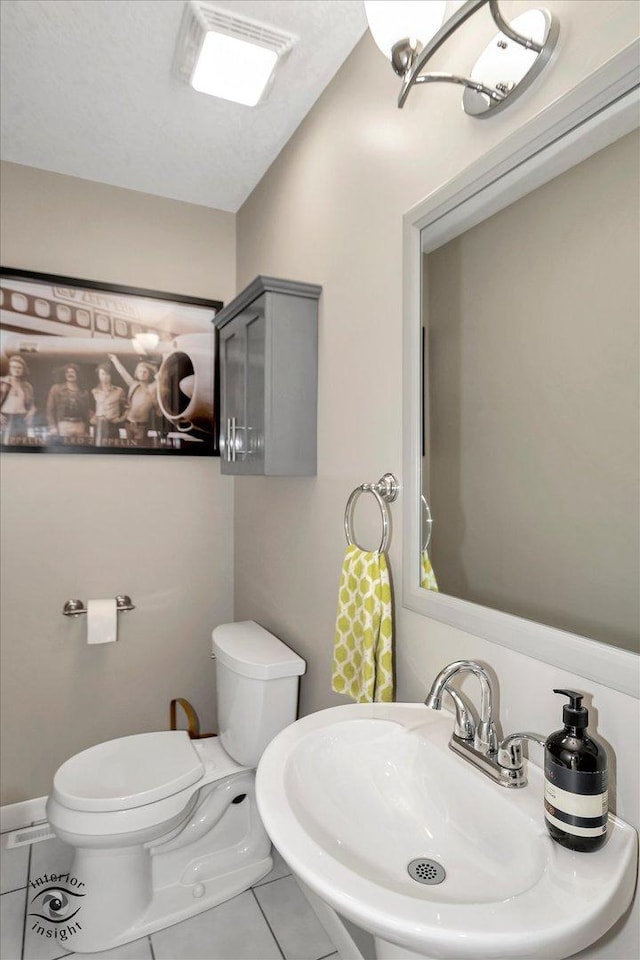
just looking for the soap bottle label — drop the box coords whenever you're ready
[544,761,607,838]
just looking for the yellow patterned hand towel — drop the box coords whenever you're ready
[421,550,439,591]
[332,544,393,703]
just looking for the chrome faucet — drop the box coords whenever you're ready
[425,659,498,754]
[425,660,545,788]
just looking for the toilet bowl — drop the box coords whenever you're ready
[45,621,305,953]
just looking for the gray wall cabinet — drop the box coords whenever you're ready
[215,276,321,475]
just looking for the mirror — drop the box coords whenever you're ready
[402,54,640,698]
[422,128,638,653]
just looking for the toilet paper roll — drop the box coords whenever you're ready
[87,598,118,645]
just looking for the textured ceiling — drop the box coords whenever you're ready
[0,0,367,211]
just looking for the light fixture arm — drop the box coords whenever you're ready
[488,0,543,54]
[396,0,559,117]
[398,0,486,108]
[414,71,504,104]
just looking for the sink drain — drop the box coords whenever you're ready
[407,858,446,885]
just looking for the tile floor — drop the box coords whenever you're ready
[1,824,341,960]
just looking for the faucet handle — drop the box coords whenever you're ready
[498,732,547,770]
[444,686,476,741]
[476,719,499,756]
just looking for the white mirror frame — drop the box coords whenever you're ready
[403,42,640,699]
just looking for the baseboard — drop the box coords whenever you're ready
[0,796,47,833]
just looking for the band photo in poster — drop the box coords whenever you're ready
[0,269,222,456]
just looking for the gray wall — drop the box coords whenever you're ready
[0,163,236,804]
[426,131,640,651]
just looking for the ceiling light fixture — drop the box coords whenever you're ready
[364,0,559,118]
[174,1,296,107]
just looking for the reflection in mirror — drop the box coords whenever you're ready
[421,130,639,653]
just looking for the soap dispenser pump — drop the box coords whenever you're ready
[544,689,608,852]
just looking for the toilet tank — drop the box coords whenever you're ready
[212,621,306,767]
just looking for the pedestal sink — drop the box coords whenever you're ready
[255,703,638,960]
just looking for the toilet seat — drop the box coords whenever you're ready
[47,733,253,841]
[52,731,204,812]
[47,777,203,841]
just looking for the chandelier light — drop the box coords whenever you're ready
[364,0,559,118]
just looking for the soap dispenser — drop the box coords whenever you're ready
[544,689,608,852]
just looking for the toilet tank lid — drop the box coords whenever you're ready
[212,621,306,680]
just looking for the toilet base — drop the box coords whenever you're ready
[94,855,273,953]
[58,771,272,953]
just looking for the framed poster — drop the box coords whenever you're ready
[0,268,222,456]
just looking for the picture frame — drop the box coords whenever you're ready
[0,268,222,456]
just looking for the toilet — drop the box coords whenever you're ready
[45,621,306,953]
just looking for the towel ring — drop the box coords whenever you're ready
[421,495,433,551]
[344,473,399,553]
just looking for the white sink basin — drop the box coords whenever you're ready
[256,703,638,960]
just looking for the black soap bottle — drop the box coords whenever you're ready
[544,689,608,851]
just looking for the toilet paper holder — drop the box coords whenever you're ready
[62,596,135,616]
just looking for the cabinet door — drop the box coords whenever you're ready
[219,319,245,468]
[244,309,266,472]
[219,307,265,473]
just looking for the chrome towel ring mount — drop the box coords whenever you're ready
[344,473,400,553]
